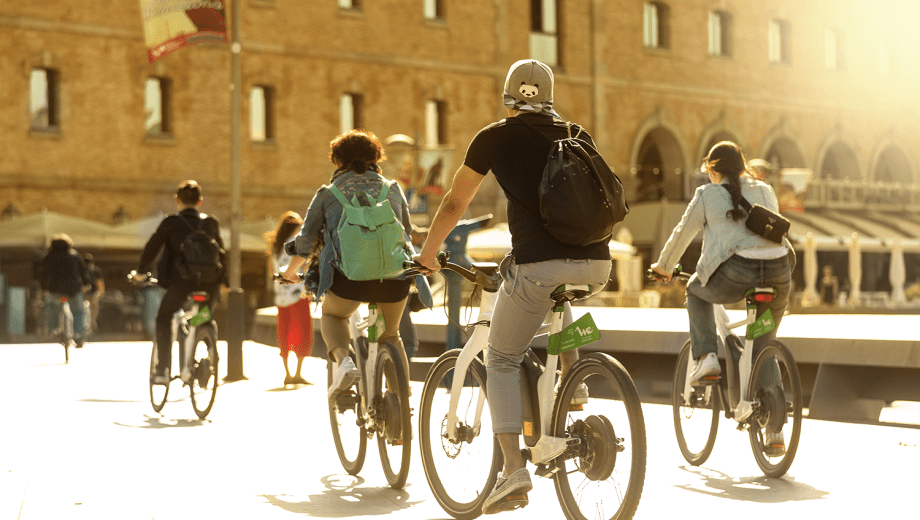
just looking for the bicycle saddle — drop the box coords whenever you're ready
[551,284,594,303]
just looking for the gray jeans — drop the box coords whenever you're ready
[487,255,611,435]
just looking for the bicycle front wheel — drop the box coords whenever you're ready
[552,352,646,520]
[189,325,219,419]
[672,339,721,465]
[747,339,802,478]
[374,342,412,489]
[328,340,367,476]
[419,350,500,520]
[149,340,169,413]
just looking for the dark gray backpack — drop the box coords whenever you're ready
[176,215,224,285]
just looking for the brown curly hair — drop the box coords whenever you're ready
[328,129,386,177]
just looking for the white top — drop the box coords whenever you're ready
[272,236,306,308]
[736,245,789,260]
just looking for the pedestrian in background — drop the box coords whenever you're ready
[268,211,313,386]
[82,253,105,333]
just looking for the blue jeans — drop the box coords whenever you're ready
[686,254,792,387]
[487,255,612,435]
[46,292,85,341]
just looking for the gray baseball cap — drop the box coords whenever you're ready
[503,59,554,105]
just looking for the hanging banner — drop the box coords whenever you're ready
[140,0,228,62]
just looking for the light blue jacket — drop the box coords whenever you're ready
[656,176,793,286]
[287,169,432,305]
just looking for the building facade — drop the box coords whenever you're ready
[2,0,919,316]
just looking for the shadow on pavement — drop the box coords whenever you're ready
[261,474,424,517]
[112,414,212,429]
[674,466,829,503]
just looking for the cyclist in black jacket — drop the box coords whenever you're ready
[130,180,227,383]
[40,233,90,347]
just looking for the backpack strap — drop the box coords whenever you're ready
[176,212,203,231]
[718,184,753,212]
[513,115,584,142]
[328,185,353,208]
[376,182,391,204]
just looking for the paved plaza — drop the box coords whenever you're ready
[1,340,918,520]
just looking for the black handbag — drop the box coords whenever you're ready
[721,185,790,243]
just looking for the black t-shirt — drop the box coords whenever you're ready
[463,113,611,264]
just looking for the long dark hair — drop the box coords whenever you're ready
[328,129,386,179]
[703,141,749,221]
[265,211,304,258]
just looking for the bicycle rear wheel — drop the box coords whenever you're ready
[747,339,802,478]
[328,339,367,476]
[149,341,169,413]
[672,339,721,465]
[419,350,500,520]
[189,325,219,419]
[374,342,412,489]
[552,352,646,520]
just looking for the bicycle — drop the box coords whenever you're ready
[129,274,220,419]
[274,272,414,489]
[648,270,803,478]
[415,253,646,520]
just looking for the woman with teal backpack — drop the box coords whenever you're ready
[281,129,431,404]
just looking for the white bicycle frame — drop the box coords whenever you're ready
[346,304,383,433]
[682,299,765,424]
[170,300,203,384]
[56,298,74,341]
[444,284,592,466]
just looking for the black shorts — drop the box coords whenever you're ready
[328,267,411,303]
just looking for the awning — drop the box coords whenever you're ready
[618,201,920,254]
[0,210,267,253]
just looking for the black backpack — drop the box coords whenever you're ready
[175,215,225,285]
[517,117,629,247]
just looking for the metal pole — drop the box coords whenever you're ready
[225,0,247,381]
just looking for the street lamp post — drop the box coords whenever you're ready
[225,0,247,381]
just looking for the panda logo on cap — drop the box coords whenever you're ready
[519,82,539,99]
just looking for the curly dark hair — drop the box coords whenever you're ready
[703,141,749,221]
[328,129,386,178]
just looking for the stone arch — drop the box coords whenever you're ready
[870,141,914,185]
[816,133,862,181]
[629,110,690,202]
[758,122,807,170]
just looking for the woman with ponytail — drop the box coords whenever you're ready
[651,141,794,451]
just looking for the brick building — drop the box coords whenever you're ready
[2,1,919,330]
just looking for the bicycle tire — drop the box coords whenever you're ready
[374,342,412,489]
[672,339,720,466]
[419,349,500,520]
[328,340,367,476]
[747,339,803,478]
[552,352,646,520]
[189,324,219,419]
[149,340,169,413]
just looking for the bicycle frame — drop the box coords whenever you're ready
[684,291,772,424]
[444,282,591,466]
[170,296,211,382]
[348,304,383,433]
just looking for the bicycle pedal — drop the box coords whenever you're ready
[569,403,584,411]
[493,494,528,513]
[696,376,719,385]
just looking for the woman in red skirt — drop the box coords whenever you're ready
[267,211,314,385]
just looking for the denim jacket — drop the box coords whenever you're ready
[656,176,792,286]
[285,169,432,305]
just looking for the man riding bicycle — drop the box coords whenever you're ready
[130,180,227,384]
[416,60,613,515]
[40,233,91,348]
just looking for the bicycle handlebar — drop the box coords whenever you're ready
[127,272,159,287]
[646,266,691,283]
[404,252,502,292]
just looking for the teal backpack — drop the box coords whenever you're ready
[329,182,412,281]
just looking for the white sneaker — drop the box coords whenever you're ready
[688,353,721,385]
[328,357,360,404]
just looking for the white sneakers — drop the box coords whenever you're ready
[688,352,721,385]
[328,357,360,404]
